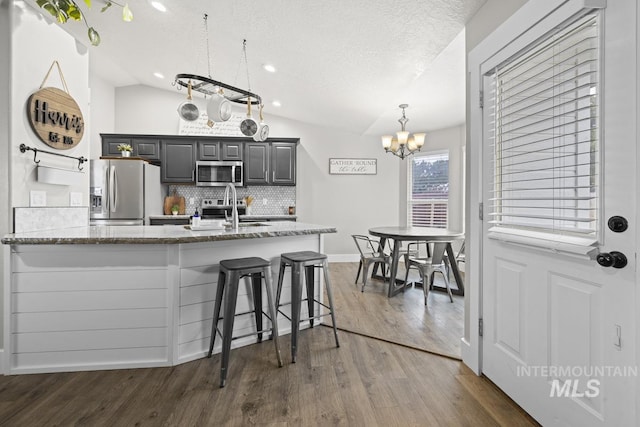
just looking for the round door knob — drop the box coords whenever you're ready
[608,216,628,233]
[597,251,627,269]
[597,252,613,267]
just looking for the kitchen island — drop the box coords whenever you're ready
[2,222,336,375]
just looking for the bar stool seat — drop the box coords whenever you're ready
[276,251,339,363]
[207,256,283,387]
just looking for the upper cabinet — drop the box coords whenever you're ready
[101,135,160,162]
[160,140,196,183]
[271,143,296,185]
[197,140,243,161]
[101,135,297,186]
[245,141,297,186]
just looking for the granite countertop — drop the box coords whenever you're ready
[1,222,336,245]
[148,215,192,219]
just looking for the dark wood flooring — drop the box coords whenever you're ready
[0,263,538,426]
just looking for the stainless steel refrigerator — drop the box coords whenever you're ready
[90,159,162,225]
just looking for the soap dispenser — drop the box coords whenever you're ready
[192,209,201,228]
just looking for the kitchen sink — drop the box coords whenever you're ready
[238,222,270,227]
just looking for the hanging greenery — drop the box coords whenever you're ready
[35,0,133,46]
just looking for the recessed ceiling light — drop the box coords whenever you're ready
[263,64,276,73]
[272,100,281,107]
[153,72,164,79]
[150,1,167,12]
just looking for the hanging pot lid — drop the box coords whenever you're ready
[253,103,269,141]
[240,97,259,137]
[177,80,200,121]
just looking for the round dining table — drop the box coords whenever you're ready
[368,227,465,297]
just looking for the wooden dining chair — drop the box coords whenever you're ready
[352,234,391,292]
[403,241,453,304]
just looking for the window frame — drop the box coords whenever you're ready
[484,11,603,249]
[407,149,450,228]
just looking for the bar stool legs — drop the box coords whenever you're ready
[276,251,340,363]
[207,257,282,388]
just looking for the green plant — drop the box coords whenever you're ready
[171,204,180,213]
[36,0,133,46]
[116,143,132,152]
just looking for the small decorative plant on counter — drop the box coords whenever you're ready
[171,204,180,215]
[244,195,254,215]
[117,143,132,157]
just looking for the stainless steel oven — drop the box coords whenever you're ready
[201,198,246,219]
[195,161,243,187]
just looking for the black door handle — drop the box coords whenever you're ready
[596,251,627,269]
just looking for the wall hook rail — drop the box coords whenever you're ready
[19,144,87,171]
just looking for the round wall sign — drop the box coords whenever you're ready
[27,87,84,150]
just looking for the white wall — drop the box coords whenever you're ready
[111,84,401,256]
[399,124,466,232]
[88,73,115,159]
[10,2,91,209]
[1,0,92,353]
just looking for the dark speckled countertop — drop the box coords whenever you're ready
[1,222,336,245]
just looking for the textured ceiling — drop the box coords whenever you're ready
[25,0,486,135]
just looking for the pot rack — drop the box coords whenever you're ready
[174,73,262,105]
[19,143,87,171]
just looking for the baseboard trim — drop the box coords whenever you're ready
[0,349,4,375]
[328,254,359,263]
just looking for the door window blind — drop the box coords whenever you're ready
[488,13,600,240]
[409,152,449,228]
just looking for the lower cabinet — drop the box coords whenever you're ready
[161,140,196,183]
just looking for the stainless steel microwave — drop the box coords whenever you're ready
[195,161,244,187]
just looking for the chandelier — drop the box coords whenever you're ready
[381,104,425,159]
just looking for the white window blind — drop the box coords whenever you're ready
[409,152,449,228]
[488,13,600,240]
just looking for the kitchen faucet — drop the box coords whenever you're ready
[223,183,239,230]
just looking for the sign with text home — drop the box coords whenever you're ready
[329,158,377,175]
[27,87,85,150]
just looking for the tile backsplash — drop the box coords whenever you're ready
[168,185,296,216]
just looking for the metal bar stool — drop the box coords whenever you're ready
[275,251,340,363]
[207,257,283,387]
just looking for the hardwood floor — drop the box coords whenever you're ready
[330,262,464,359]
[0,263,538,426]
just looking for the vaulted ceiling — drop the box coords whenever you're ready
[25,0,486,135]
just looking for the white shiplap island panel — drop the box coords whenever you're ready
[2,223,335,374]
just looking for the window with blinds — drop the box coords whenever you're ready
[409,152,449,228]
[487,13,600,241]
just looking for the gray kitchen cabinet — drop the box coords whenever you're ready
[161,140,196,183]
[132,138,160,161]
[244,141,297,185]
[198,141,220,160]
[102,136,130,156]
[271,143,296,185]
[101,135,160,162]
[221,142,243,160]
[244,143,270,185]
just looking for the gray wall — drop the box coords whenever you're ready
[109,84,401,256]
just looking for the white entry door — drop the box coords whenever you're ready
[480,1,637,425]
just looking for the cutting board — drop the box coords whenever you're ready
[164,190,186,215]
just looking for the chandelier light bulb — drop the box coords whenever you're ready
[390,138,400,153]
[381,135,393,149]
[413,133,426,148]
[396,131,409,145]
